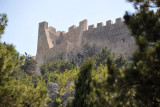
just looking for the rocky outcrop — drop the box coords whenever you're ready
[47,82,59,100]
[47,82,59,107]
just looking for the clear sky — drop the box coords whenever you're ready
[0,0,135,56]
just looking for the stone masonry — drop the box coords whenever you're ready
[35,18,136,74]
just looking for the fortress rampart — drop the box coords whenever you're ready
[35,18,136,74]
[82,18,136,58]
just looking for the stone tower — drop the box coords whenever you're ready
[35,18,136,75]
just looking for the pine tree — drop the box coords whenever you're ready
[0,14,49,107]
[21,52,37,75]
[118,0,160,106]
[68,1,160,106]
[70,58,95,107]
[0,13,7,38]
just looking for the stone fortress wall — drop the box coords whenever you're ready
[35,18,136,74]
[82,18,136,59]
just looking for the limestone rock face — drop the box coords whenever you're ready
[47,82,59,100]
[61,90,75,107]
[47,82,74,107]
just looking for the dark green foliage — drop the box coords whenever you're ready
[40,59,75,83]
[114,54,128,68]
[94,48,114,66]
[40,59,78,106]
[0,42,24,80]
[54,68,79,107]
[68,1,160,106]
[68,55,124,107]
[0,42,48,107]
[0,14,48,107]
[128,0,160,9]
[67,48,128,107]
[94,47,128,68]
[124,1,160,42]
[21,52,37,75]
[93,56,124,107]
[0,14,8,37]
[41,59,75,75]
[119,37,160,106]
[71,58,95,107]
[119,0,160,106]
[1,0,160,105]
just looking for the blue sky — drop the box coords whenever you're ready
[0,0,135,56]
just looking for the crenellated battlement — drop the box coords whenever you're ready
[39,21,48,29]
[106,20,113,26]
[116,17,123,23]
[37,18,126,52]
[79,19,87,27]
[36,18,136,75]
[97,22,104,27]
[69,25,77,32]
[41,19,88,38]
[48,26,56,32]
[60,31,66,35]
[56,31,61,36]
[88,25,95,30]
[84,17,124,33]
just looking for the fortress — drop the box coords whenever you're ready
[35,18,136,74]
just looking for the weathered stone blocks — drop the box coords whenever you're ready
[106,20,113,26]
[35,18,136,74]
